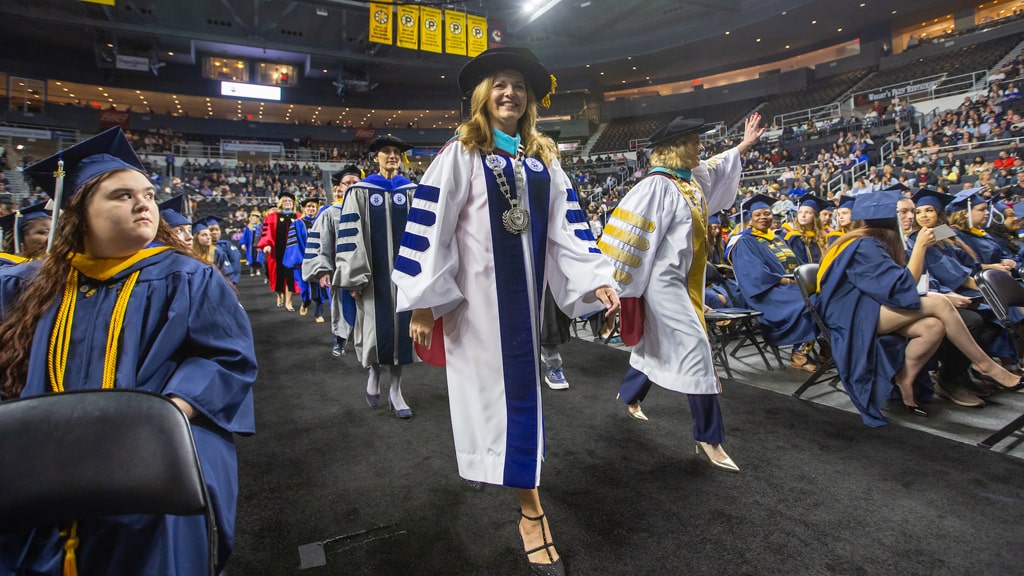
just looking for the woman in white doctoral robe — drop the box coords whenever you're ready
[391,47,618,576]
[600,113,764,473]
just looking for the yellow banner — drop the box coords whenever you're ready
[81,0,116,4]
[467,15,488,57]
[420,7,442,54]
[396,5,419,50]
[444,10,467,56]
[368,2,393,45]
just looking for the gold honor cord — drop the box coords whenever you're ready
[46,267,141,576]
[48,269,140,392]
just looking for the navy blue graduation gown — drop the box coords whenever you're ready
[784,231,822,265]
[214,239,242,284]
[956,229,1012,265]
[906,232,978,296]
[730,232,817,346]
[818,237,920,427]
[0,248,256,575]
[0,253,27,269]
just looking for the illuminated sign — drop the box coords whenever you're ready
[220,81,282,101]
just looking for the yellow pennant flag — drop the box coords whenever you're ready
[467,14,488,57]
[396,5,419,50]
[420,7,442,54]
[81,0,116,4]
[368,2,393,45]
[444,10,467,56]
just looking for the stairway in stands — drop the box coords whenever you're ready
[579,122,609,157]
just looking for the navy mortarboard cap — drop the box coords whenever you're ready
[852,190,902,222]
[798,194,831,213]
[331,165,361,185]
[708,214,722,226]
[742,194,775,214]
[368,134,413,154]
[647,116,714,148]
[994,200,1010,213]
[0,202,51,253]
[158,194,186,215]
[1013,202,1024,219]
[883,182,910,192]
[836,195,857,211]
[201,216,224,229]
[23,127,145,209]
[160,209,190,229]
[191,221,209,234]
[944,186,988,213]
[911,188,953,211]
[458,47,554,105]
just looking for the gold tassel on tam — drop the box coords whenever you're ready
[61,521,79,576]
[541,74,558,108]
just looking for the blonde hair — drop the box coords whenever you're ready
[276,195,295,210]
[649,136,700,169]
[792,208,827,253]
[457,74,558,165]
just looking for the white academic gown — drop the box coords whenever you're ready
[600,149,743,395]
[392,140,614,488]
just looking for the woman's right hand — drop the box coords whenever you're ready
[262,246,271,255]
[410,308,434,348]
[914,226,936,250]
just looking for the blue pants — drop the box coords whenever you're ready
[617,366,725,444]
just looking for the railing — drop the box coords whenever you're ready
[851,70,988,110]
[773,102,842,130]
[825,159,871,196]
[171,144,238,160]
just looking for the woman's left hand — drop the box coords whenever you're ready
[594,285,620,316]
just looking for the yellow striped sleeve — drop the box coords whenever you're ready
[610,207,655,232]
[598,239,642,268]
[603,224,650,251]
[613,268,633,285]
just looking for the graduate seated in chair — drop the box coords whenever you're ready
[0,127,257,575]
[826,195,856,246]
[784,195,830,265]
[817,190,1024,428]
[730,194,820,372]
[909,188,1021,375]
[947,187,1018,276]
[0,202,51,268]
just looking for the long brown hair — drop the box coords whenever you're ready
[832,223,907,267]
[457,74,558,165]
[0,169,208,399]
[920,209,980,261]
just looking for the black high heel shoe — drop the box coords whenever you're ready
[892,378,927,417]
[518,513,564,576]
[970,367,1024,392]
[902,403,928,417]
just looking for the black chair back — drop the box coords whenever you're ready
[705,262,724,285]
[975,268,1024,324]
[0,389,217,575]
[795,263,820,298]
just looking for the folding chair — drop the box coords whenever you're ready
[791,263,842,398]
[974,268,1024,449]
[704,263,780,378]
[0,389,217,576]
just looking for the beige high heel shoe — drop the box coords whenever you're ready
[616,393,648,421]
[696,442,740,473]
